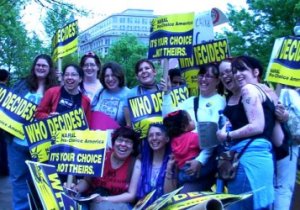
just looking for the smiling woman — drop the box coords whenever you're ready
[137,124,176,208]
[6,54,58,210]
[91,61,130,126]
[80,52,103,102]
[72,126,141,210]
[35,64,91,125]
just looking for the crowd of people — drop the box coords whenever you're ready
[1,52,299,210]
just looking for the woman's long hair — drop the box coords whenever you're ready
[26,54,58,91]
[138,123,171,204]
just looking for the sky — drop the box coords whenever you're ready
[22,0,247,41]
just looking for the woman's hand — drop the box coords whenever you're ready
[166,154,175,171]
[184,159,202,177]
[94,195,108,203]
[217,129,227,142]
[275,102,288,122]
[160,77,172,92]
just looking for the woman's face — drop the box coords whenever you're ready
[104,68,120,91]
[147,126,169,152]
[82,57,99,79]
[198,67,220,97]
[219,61,238,92]
[136,62,156,86]
[34,58,50,79]
[233,62,258,88]
[63,66,82,93]
[113,136,134,160]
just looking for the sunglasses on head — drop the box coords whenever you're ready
[85,52,96,57]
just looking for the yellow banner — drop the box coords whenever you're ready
[151,13,194,33]
[50,130,107,176]
[24,107,89,162]
[129,87,189,138]
[52,20,78,61]
[26,161,64,210]
[0,86,36,139]
[266,63,300,86]
[265,36,300,87]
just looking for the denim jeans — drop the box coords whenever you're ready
[227,166,254,210]
[7,141,31,210]
[180,153,217,193]
[227,165,271,210]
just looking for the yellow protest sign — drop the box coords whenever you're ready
[24,107,88,162]
[52,20,78,61]
[0,86,37,139]
[265,36,300,87]
[129,87,189,138]
[193,39,229,66]
[50,130,107,176]
[149,13,194,59]
[26,160,64,210]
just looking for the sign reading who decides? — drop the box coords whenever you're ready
[24,107,88,162]
[52,20,78,61]
[0,86,37,139]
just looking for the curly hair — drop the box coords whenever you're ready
[163,110,190,139]
[111,126,140,156]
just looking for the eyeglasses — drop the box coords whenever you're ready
[219,70,233,77]
[36,64,49,69]
[198,74,216,80]
[115,137,133,146]
[83,63,97,68]
[64,73,79,77]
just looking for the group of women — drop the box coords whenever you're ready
[6,52,294,210]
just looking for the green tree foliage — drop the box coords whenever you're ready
[0,0,47,82]
[222,0,300,70]
[0,0,86,83]
[104,34,148,88]
[42,4,79,69]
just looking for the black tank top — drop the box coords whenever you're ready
[223,84,275,143]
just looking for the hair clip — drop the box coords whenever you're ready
[85,51,96,56]
[166,110,181,117]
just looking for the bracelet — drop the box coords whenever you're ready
[226,131,232,142]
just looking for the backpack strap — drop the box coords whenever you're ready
[193,96,199,122]
[236,138,255,160]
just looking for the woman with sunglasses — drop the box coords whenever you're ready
[79,52,103,101]
[217,55,284,210]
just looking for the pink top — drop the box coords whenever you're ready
[171,132,200,168]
